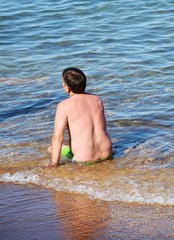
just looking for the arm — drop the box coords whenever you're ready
[48,102,67,167]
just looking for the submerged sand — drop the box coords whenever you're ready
[1,183,174,240]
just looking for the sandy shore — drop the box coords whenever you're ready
[1,183,174,240]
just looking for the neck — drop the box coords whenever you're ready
[69,92,75,97]
[69,91,85,97]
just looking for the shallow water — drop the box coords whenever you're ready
[0,184,64,240]
[0,0,174,236]
[1,157,174,205]
[1,184,174,240]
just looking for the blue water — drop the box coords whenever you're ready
[0,0,174,205]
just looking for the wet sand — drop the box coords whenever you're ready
[1,183,174,240]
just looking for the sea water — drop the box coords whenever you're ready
[0,0,174,207]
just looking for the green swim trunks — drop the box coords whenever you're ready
[61,146,112,165]
[61,146,74,160]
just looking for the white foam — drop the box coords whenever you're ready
[1,172,174,205]
[0,171,40,185]
[42,177,174,205]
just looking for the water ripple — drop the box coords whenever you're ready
[0,0,174,171]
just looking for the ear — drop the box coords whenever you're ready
[64,85,71,95]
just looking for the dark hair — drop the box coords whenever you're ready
[62,67,86,93]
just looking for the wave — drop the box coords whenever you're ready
[0,160,174,206]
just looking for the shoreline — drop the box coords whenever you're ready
[1,182,174,240]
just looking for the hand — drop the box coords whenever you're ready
[47,161,58,168]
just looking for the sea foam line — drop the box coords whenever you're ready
[0,171,40,185]
[0,171,174,206]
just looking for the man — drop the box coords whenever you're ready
[48,67,112,167]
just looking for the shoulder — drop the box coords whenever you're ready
[56,98,72,113]
[86,93,101,101]
[85,94,104,110]
[90,94,103,105]
[58,97,72,107]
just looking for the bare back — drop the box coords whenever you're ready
[62,93,112,162]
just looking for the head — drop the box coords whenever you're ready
[62,67,86,94]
